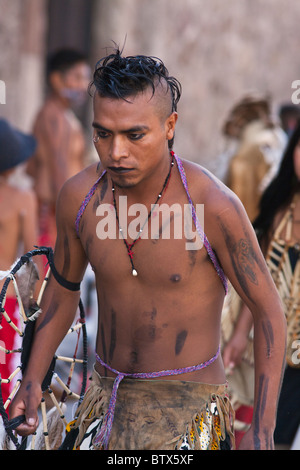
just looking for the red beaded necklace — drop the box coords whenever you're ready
[112,154,174,276]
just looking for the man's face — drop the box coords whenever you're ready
[62,62,91,92]
[92,87,177,188]
[51,62,91,106]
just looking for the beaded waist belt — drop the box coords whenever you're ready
[94,346,220,449]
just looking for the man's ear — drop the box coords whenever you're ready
[165,112,178,141]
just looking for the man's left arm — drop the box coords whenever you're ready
[209,188,286,450]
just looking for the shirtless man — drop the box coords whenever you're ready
[0,119,39,403]
[10,51,286,450]
[27,48,91,247]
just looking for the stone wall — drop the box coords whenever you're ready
[1,0,300,171]
[0,0,47,132]
[91,0,300,170]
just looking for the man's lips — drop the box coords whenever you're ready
[108,166,134,174]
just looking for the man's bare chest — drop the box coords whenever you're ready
[79,195,209,287]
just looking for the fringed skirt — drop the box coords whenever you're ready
[63,368,235,450]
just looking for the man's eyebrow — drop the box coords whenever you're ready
[92,122,149,133]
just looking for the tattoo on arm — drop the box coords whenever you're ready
[35,299,59,334]
[218,218,260,298]
[261,319,274,358]
[237,239,258,285]
[253,374,272,449]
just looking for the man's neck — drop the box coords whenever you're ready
[113,152,173,205]
[48,92,70,110]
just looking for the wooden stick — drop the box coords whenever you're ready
[53,373,80,400]
[0,309,23,336]
[48,389,68,426]
[11,275,27,323]
[0,365,22,384]
[0,344,22,355]
[56,355,84,364]
[66,323,82,335]
[40,398,50,450]
[30,432,37,450]
[4,378,21,410]
[37,267,50,306]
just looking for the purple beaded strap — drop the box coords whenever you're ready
[94,346,220,449]
[75,170,107,236]
[75,155,227,292]
[173,152,228,294]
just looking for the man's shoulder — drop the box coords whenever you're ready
[4,184,36,202]
[60,162,101,199]
[35,98,57,117]
[58,162,105,213]
[33,98,68,128]
[181,157,245,222]
[0,185,37,218]
[181,159,233,201]
[180,159,251,255]
[56,162,102,228]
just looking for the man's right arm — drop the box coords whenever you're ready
[10,176,88,436]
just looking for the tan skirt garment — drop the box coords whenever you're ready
[66,368,235,450]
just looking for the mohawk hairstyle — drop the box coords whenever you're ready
[89,49,181,149]
[89,49,182,113]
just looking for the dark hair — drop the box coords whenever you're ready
[253,118,300,241]
[47,48,87,77]
[89,49,182,148]
[279,103,300,121]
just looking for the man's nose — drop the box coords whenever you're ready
[110,136,129,161]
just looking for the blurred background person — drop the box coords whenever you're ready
[222,120,300,449]
[26,49,97,392]
[278,103,300,138]
[0,119,39,405]
[27,48,91,248]
[26,49,97,391]
[217,93,287,221]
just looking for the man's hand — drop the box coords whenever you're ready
[238,426,274,450]
[223,330,249,373]
[9,379,42,436]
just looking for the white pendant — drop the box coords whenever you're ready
[132,269,138,276]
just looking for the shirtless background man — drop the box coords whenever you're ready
[10,50,286,450]
[0,119,39,403]
[27,48,91,247]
